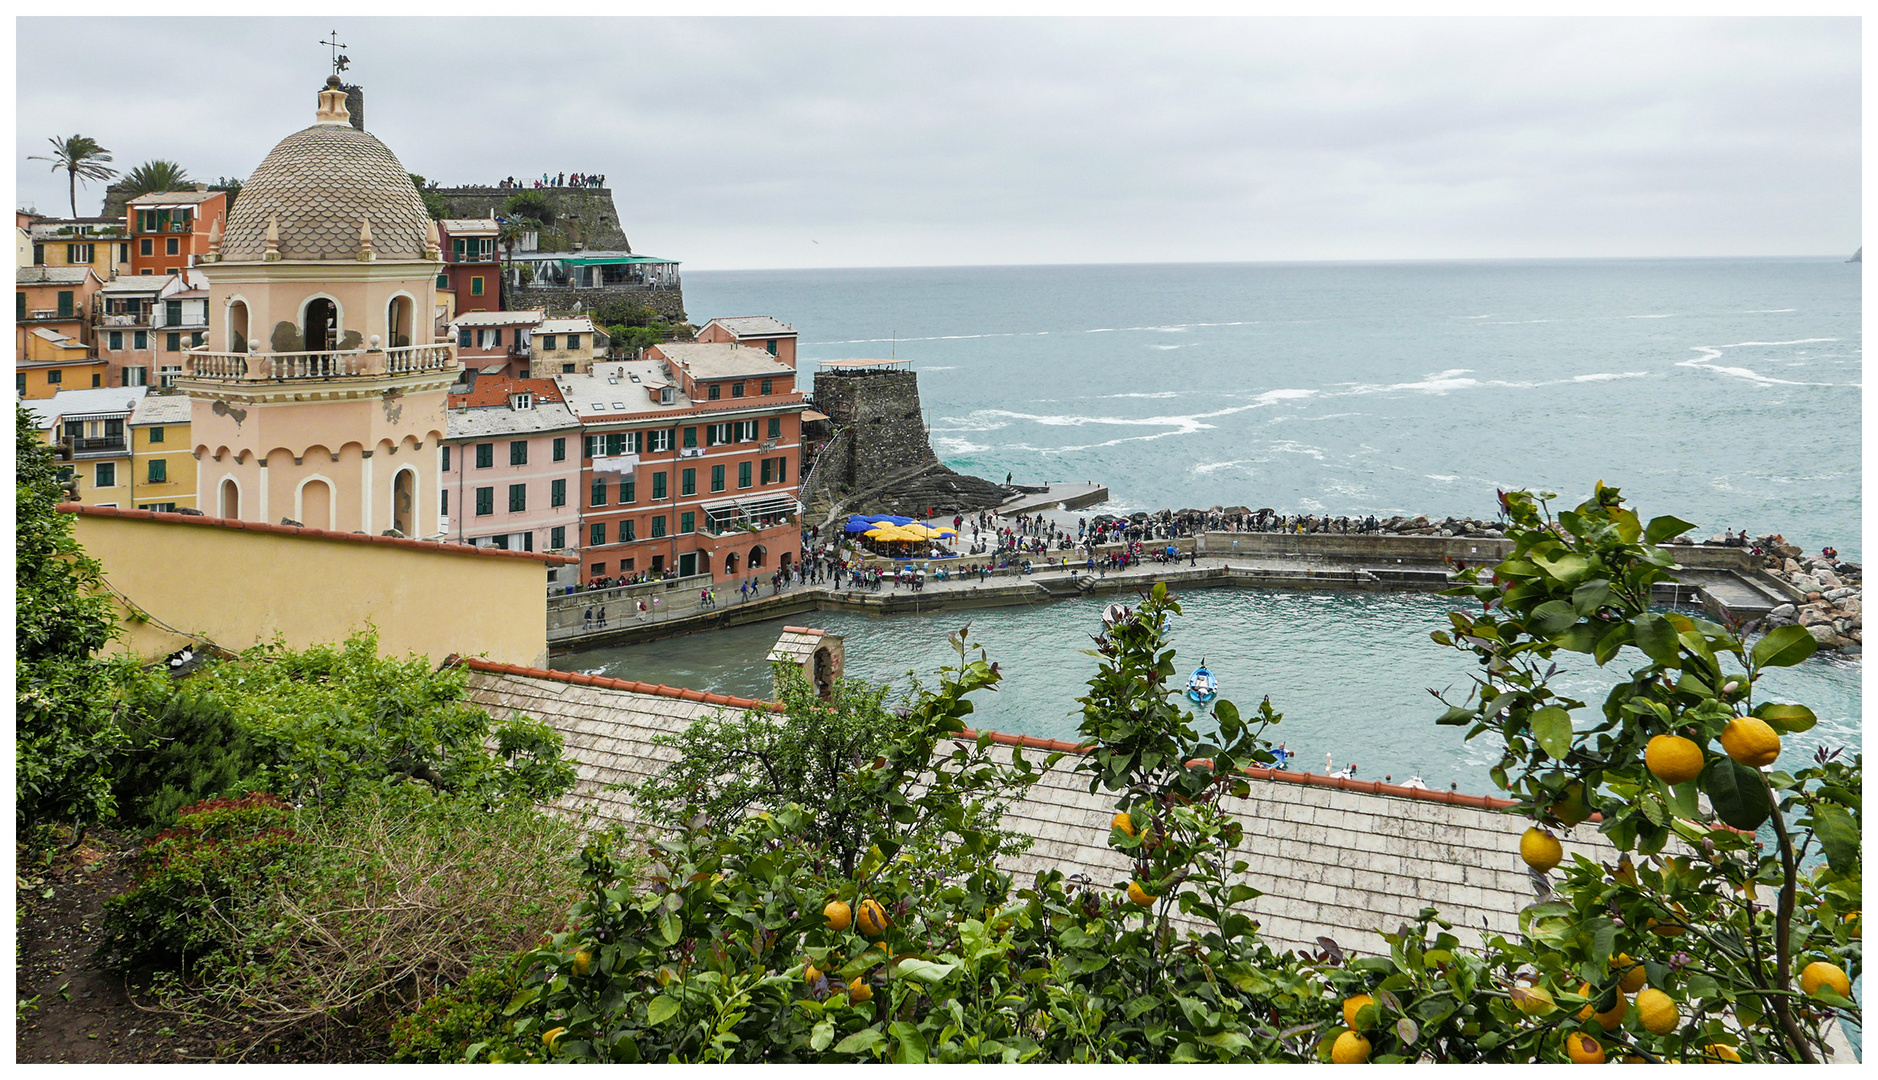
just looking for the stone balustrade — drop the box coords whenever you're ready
[184,342,458,382]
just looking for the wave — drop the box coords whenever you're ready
[1743,308,1798,313]
[1103,391,1183,399]
[1149,344,1184,350]
[1716,338,1839,348]
[932,436,989,454]
[806,319,1259,347]
[1571,371,1651,383]
[1628,314,1677,319]
[1455,314,1496,319]
[1679,343,1835,386]
[1193,459,1253,475]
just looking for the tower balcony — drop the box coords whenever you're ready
[184,342,459,382]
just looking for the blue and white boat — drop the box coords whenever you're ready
[1185,663,1217,705]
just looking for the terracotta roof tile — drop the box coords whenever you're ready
[59,503,578,564]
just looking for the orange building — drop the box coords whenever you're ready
[562,341,805,584]
[437,217,501,314]
[126,188,227,277]
[695,315,798,370]
[16,264,103,362]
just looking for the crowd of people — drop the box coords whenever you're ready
[493,172,608,190]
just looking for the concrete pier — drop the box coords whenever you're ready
[996,481,1109,516]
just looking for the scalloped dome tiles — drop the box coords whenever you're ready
[220,122,432,263]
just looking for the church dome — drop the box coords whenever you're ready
[219,78,434,262]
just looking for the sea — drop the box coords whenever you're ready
[561,257,1862,793]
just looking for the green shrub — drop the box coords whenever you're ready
[112,681,268,834]
[388,960,533,1063]
[98,793,306,972]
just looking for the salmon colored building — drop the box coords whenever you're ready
[694,315,798,370]
[436,217,501,314]
[561,340,805,583]
[126,188,227,277]
[179,76,458,537]
[16,264,103,361]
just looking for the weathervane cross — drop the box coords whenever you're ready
[320,30,350,75]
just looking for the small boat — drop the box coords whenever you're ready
[1399,774,1428,790]
[1185,663,1218,705]
[1270,746,1293,771]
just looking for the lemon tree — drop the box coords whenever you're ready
[1340,485,1860,1063]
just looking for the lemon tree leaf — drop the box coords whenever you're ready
[1752,624,1818,669]
[810,1018,835,1052]
[1751,702,1817,734]
[833,1025,886,1055]
[1703,760,1771,831]
[1809,803,1859,875]
[1631,613,1680,667]
[892,957,958,984]
[1530,706,1574,760]
[645,994,681,1026]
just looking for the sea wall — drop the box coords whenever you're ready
[810,368,1006,517]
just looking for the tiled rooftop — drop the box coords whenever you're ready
[706,315,797,338]
[449,375,566,408]
[220,123,432,262]
[445,399,581,439]
[17,265,99,286]
[455,659,1617,954]
[450,309,544,328]
[129,394,193,426]
[655,342,794,381]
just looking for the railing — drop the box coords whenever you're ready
[26,309,67,320]
[151,314,210,329]
[100,313,145,327]
[71,436,128,456]
[184,343,459,382]
[447,251,500,264]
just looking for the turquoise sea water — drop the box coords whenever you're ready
[563,258,1861,790]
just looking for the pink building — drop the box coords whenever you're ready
[441,375,582,556]
[695,315,798,370]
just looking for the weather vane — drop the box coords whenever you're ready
[320,30,350,76]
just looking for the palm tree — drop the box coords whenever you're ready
[498,216,538,300]
[119,159,192,199]
[30,135,118,218]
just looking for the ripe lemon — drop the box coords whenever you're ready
[1111,811,1136,837]
[856,898,890,939]
[1718,717,1781,768]
[1647,903,1689,937]
[542,1026,566,1050]
[1566,1032,1605,1064]
[848,976,874,1003]
[1611,954,1647,994]
[1645,735,1704,785]
[824,899,853,932]
[1799,961,1851,999]
[1521,827,1564,874]
[1576,983,1627,1030]
[1700,1044,1741,1063]
[1330,1029,1371,1064]
[1127,880,1155,906]
[804,962,824,984]
[1512,985,1557,1016]
[1635,987,1678,1035]
[572,949,593,976]
[1342,993,1376,1030]
[1551,781,1591,827]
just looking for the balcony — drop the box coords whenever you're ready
[151,313,210,330]
[446,250,501,264]
[26,309,75,321]
[185,342,459,383]
[71,436,128,457]
[100,313,148,327]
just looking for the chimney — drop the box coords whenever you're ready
[344,84,365,131]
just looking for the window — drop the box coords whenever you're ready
[166,237,179,256]
[711,464,725,492]
[707,383,721,400]
[15,292,23,321]
[552,437,566,462]
[476,443,493,468]
[57,290,74,318]
[437,274,449,289]
[540,335,556,351]
[91,374,102,387]
[119,243,129,263]
[683,426,697,448]
[67,243,93,263]
[761,379,773,395]
[191,331,205,348]
[470,276,484,296]
[109,330,123,351]
[148,426,164,443]
[650,515,666,538]
[776,457,787,484]
[509,483,527,512]
[732,382,745,398]
[32,244,44,265]
[123,367,148,387]
[591,478,607,506]
[159,364,180,387]
[680,511,695,534]
[147,459,167,483]
[622,519,636,541]
[766,340,778,356]
[623,478,636,503]
[736,420,759,442]
[140,238,153,256]
[591,561,604,575]
[459,328,473,348]
[442,446,451,471]
[441,490,448,514]
[647,429,672,453]
[681,468,696,496]
[94,462,116,487]
[761,459,774,485]
[707,422,731,446]
[738,461,752,488]
[166,332,181,352]
[475,487,494,516]
[562,362,576,374]
[652,472,667,500]
[510,440,528,465]
[48,370,62,385]
[141,502,177,513]
[550,478,566,507]
[768,416,782,439]
[590,523,606,547]
[550,526,565,550]
[133,330,147,349]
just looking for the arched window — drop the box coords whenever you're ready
[724,551,740,575]
[748,545,767,569]
[304,297,338,353]
[392,468,417,536]
[299,479,332,531]
[218,477,240,519]
[228,299,250,353]
[386,295,414,349]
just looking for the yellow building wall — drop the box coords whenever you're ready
[72,510,556,668]
[130,423,198,510]
[75,453,133,507]
[17,359,107,397]
[33,236,130,277]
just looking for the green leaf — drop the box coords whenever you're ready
[1752,702,1818,734]
[889,1021,929,1064]
[1530,706,1574,760]
[1810,803,1860,876]
[1530,600,1579,638]
[893,957,958,985]
[810,1018,835,1052]
[833,1025,887,1055]
[1703,760,1772,831]
[1631,613,1680,667]
[1752,624,1818,669]
[645,994,681,1026]
[1644,515,1696,545]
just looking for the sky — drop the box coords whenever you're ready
[14,16,1862,271]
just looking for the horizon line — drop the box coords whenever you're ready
[684,253,1860,274]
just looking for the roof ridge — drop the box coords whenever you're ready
[451,658,1517,811]
[60,504,578,564]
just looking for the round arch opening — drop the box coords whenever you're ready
[391,468,417,537]
[748,545,767,570]
[228,300,250,352]
[303,297,338,353]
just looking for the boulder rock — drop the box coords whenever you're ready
[1805,624,1845,646]
[1768,603,1798,620]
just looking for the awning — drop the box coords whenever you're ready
[800,409,830,422]
[704,495,800,517]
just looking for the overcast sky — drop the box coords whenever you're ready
[15,16,1861,270]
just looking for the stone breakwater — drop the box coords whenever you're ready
[1748,535,1862,656]
[1084,507,1508,539]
